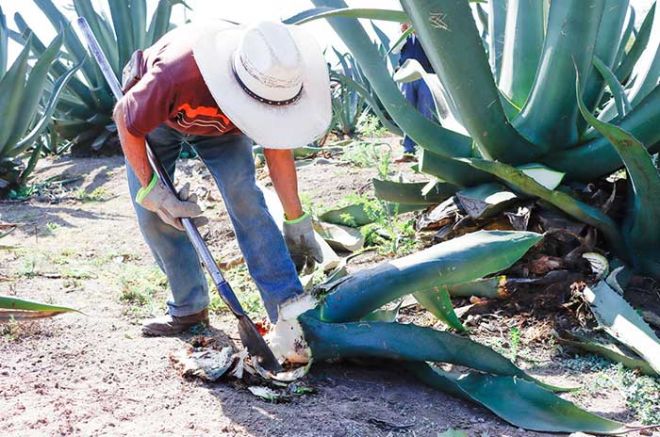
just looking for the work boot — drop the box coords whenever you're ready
[394,152,417,163]
[141,308,209,336]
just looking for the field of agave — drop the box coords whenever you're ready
[1,0,659,434]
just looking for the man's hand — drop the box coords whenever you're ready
[137,176,207,231]
[283,212,323,270]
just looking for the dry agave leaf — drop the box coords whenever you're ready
[456,183,517,220]
[582,252,609,280]
[170,346,235,382]
[314,221,365,252]
[248,386,282,402]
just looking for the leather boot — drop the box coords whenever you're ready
[141,308,209,336]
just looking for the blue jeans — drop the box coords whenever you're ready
[402,79,436,153]
[126,125,303,322]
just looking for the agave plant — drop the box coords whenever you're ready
[330,30,402,137]
[329,50,369,136]
[264,230,633,434]
[0,6,81,197]
[287,0,660,280]
[13,0,187,155]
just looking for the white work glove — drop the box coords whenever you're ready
[136,175,208,231]
[283,212,323,271]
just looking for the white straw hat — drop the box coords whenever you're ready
[193,21,332,149]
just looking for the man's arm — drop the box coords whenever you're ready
[265,148,322,268]
[114,101,152,187]
[264,149,304,220]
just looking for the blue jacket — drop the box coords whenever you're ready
[399,35,435,73]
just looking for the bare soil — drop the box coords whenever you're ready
[0,151,657,436]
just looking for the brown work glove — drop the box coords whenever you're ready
[136,175,208,231]
[283,212,323,271]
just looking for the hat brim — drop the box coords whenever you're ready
[193,24,332,149]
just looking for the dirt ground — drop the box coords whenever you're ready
[1,150,658,437]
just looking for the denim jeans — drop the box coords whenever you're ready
[126,125,303,322]
[402,79,436,154]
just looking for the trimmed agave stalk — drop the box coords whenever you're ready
[269,230,543,358]
[266,230,630,433]
[0,7,82,196]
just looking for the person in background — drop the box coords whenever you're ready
[395,23,436,163]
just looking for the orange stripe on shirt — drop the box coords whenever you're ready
[177,103,232,126]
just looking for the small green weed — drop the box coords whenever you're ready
[74,187,109,202]
[118,266,167,317]
[0,317,22,341]
[300,192,322,219]
[42,222,60,236]
[59,266,95,280]
[356,113,388,138]
[564,355,659,424]
[328,193,417,257]
[341,141,393,177]
[509,326,521,361]
[208,265,265,319]
[620,368,659,424]
[18,255,38,278]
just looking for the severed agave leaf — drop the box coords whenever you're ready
[406,363,627,434]
[0,296,78,321]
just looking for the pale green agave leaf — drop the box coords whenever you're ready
[593,55,631,119]
[372,178,457,206]
[582,281,660,374]
[517,163,565,190]
[558,332,657,376]
[314,221,364,252]
[319,202,423,228]
[287,7,408,26]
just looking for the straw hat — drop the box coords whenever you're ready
[193,21,331,149]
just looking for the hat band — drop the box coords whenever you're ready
[231,64,303,107]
